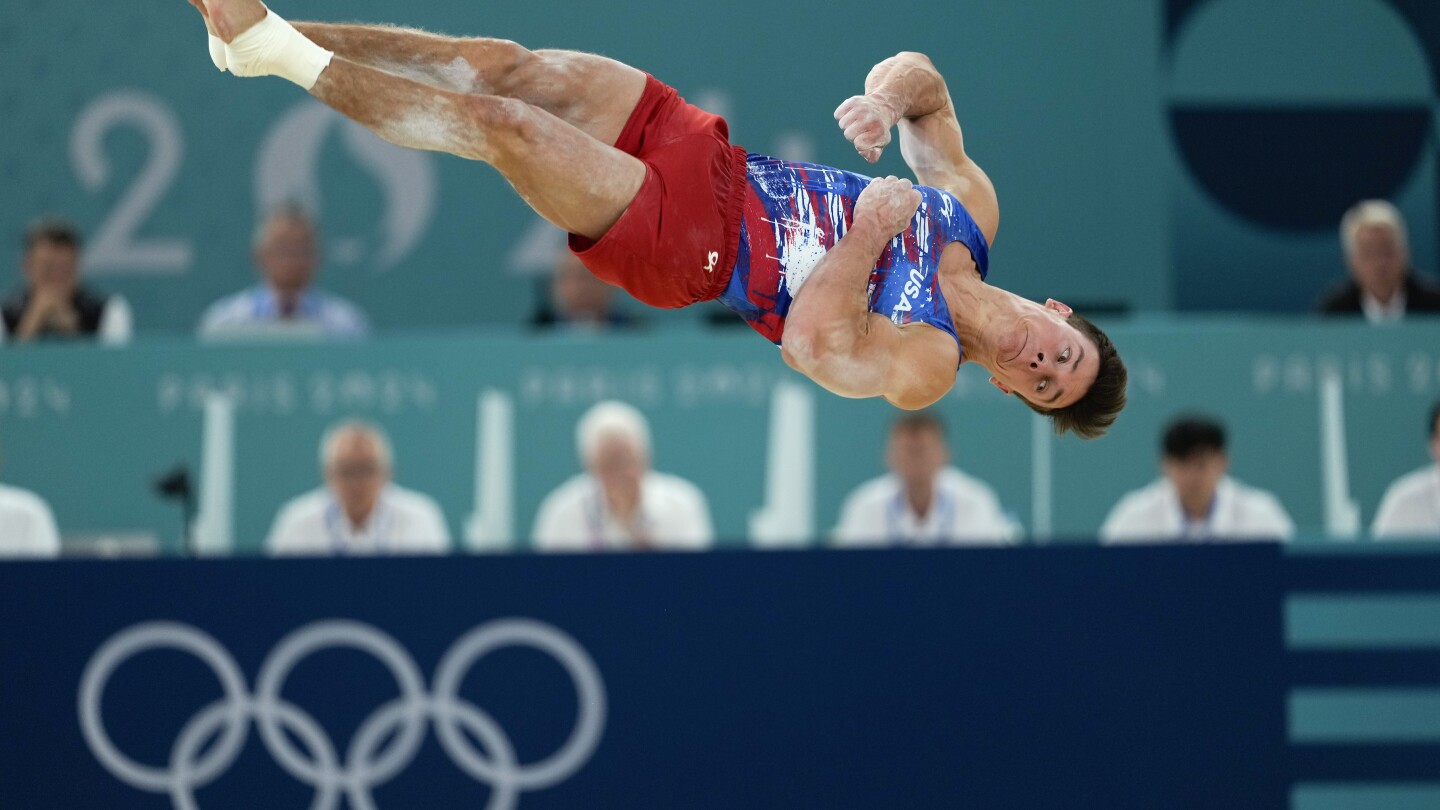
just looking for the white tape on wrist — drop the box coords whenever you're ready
[208,34,228,72]
[223,9,333,90]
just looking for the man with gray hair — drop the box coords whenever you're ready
[265,419,449,555]
[532,400,713,551]
[198,204,370,338]
[1316,199,1440,322]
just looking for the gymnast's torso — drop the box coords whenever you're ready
[716,154,990,358]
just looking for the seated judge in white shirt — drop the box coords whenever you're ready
[1373,401,1440,538]
[532,400,713,551]
[266,420,450,555]
[833,412,1020,546]
[1100,415,1294,544]
[0,439,61,557]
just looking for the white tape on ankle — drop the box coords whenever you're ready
[208,34,228,72]
[223,9,333,90]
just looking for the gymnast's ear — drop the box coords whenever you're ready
[1044,299,1073,317]
[989,376,1012,395]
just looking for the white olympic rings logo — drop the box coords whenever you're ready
[77,619,606,810]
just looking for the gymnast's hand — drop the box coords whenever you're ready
[854,176,922,241]
[834,94,901,163]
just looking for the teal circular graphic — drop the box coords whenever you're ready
[1166,0,1434,230]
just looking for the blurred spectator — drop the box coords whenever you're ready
[533,401,712,550]
[0,438,61,557]
[1372,401,1440,539]
[266,420,449,555]
[532,251,637,331]
[1,217,131,345]
[833,412,1019,546]
[1100,415,1294,543]
[199,204,369,339]
[1316,200,1440,322]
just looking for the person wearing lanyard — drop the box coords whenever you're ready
[1372,401,1440,539]
[532,401,713,552]
[266,420,450,555]
[1100,415,1294,544]
[196,204,370,340]
[833,412,1020,547]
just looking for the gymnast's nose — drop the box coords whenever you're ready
[1029,352,1045,370]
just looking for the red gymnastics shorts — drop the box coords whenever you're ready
[568,74,748,309]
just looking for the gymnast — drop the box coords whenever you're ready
[185,0,1127,437]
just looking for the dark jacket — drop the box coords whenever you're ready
[1316,273,1440,316]
[1,286,110,339]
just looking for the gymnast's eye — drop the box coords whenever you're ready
[1059,348,1071,364]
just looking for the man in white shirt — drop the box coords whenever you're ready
[266,420,449,555]
[1372,402,1440,539]
[833,412,1019,546]
[198,204,370,339]
[1101,415,1294,544]
[0,438,61,557]
[533,400,713,551]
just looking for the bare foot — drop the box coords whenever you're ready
[201,0,268,42]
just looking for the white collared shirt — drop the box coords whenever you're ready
[532,472,713,552]
[0,483,61,558]
[265,484,450,555]
[1372,465,1440,539]
[832,467,1020,547]
[1359,288,1407,324]
[1100,476,1294,543]
[198,285,370,339]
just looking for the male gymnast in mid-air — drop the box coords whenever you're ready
[185,0,1126,437]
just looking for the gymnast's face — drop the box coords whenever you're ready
[987,299,1099,410]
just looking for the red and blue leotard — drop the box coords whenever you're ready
[717,154,990,360]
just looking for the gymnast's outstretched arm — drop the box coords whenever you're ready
[834,52,999,247]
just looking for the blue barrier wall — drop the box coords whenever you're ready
[2,545,1436,808]
[0,547,1288,809]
